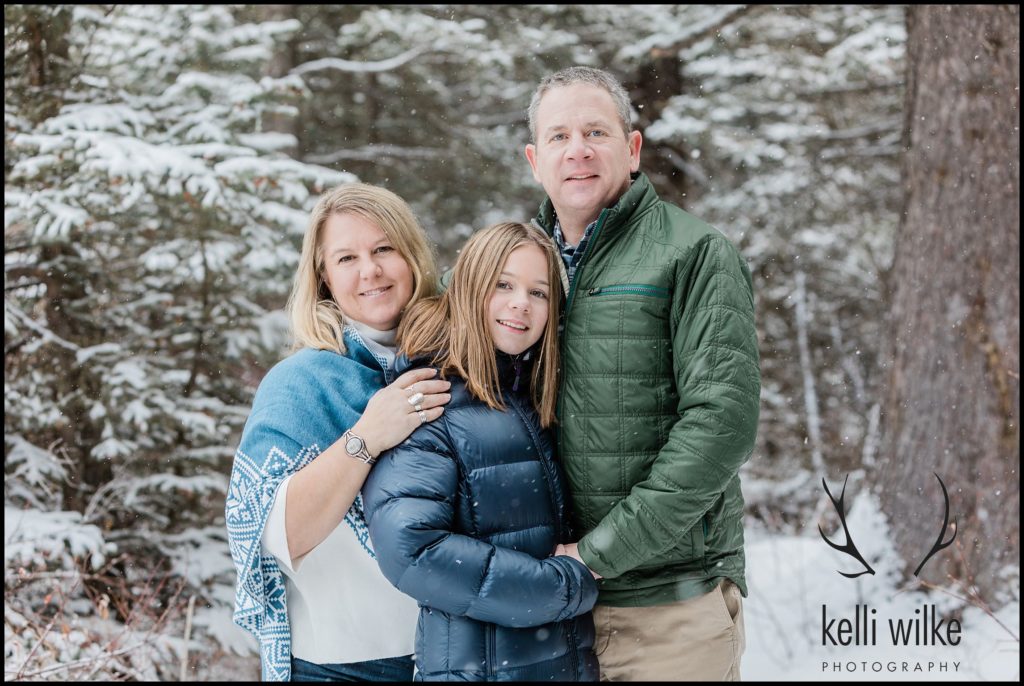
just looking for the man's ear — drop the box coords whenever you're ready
[627,130,642,173]
[524,143,541,183]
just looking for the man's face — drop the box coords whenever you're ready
[525,83,642,225]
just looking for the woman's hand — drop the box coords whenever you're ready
[279,368,450,565]
[352,367,451,457]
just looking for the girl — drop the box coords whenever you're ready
[363,222,599,681]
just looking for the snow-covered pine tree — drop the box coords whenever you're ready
[267,5,593,259]
[5,5,350,678]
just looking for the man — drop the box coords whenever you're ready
[525,66,760,681]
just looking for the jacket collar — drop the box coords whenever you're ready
[534,171,658,243]
[495,348,535,396]
[394,347,535,397]
[393,350,437,377]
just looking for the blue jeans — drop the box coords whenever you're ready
[290,654,415,682]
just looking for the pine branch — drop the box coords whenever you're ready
[290,47,426,76]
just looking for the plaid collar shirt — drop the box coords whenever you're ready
[552,216,599,287]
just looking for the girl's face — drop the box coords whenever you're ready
[487,243,550,355]
[321,212,414,330]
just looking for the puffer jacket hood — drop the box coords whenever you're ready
[364,351,598,681]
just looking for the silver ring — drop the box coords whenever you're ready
[414,403,423,412]
[417,410,427,424]
[407,392,424,406]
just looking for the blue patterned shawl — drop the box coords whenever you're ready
[225,328,394,681]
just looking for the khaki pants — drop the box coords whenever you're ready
[593,580,745,681]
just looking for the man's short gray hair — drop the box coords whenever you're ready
[527,66,633,144]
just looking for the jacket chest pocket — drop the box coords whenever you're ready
[575,283,672,377]
[579,283,670,336]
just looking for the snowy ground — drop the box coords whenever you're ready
[741,492,1020,681]
[201,491,1019,682]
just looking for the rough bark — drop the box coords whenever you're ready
[880,5,1019,602]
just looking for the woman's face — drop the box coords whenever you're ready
[487,243,550,355]
[321,212,414,330]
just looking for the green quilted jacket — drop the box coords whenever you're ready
[534,173,760,607]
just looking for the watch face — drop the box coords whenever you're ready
[346,436,364,455]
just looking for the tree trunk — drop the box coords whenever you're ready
[880,5,1019,602]
[627,54,694,198]
[20,6,72,122]
[36,243,113,514]
[259,4,300,157]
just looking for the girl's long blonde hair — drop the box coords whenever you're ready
[398,222,562,427]
[287,183,438,353]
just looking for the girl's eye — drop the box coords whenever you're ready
[337,255,354,264]
[531,289,549,300]
[374,246,394,254]
[496,280,511,290]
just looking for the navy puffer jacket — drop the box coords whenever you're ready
[363,350,599,681]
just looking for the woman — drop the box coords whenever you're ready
[363,222,600,681]
[226,183,452,681]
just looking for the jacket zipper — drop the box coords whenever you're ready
[511,353,523,392]
[556,209,610,431]
[508,393,579,676]
[587,284,670,298]
[561,209,609,330]
[486,624,496,678]
[507,395,565,544]
[701,513,711,574]
[568,621,580,678]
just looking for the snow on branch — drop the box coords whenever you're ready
[305,144,452,164]
[630,5,761,60]
[4,301,81,352]
[5,435,67,489]
[290,47,426,76]
[4,507,114,570]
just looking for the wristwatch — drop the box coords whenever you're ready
[342,430,376,466]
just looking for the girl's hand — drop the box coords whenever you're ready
[352,367,451,457]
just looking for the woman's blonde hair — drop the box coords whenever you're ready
[287,183,438,353]
[398,222,562,427]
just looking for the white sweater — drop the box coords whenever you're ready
[260,321,417,664]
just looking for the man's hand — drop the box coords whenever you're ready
[554,542,602,579]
